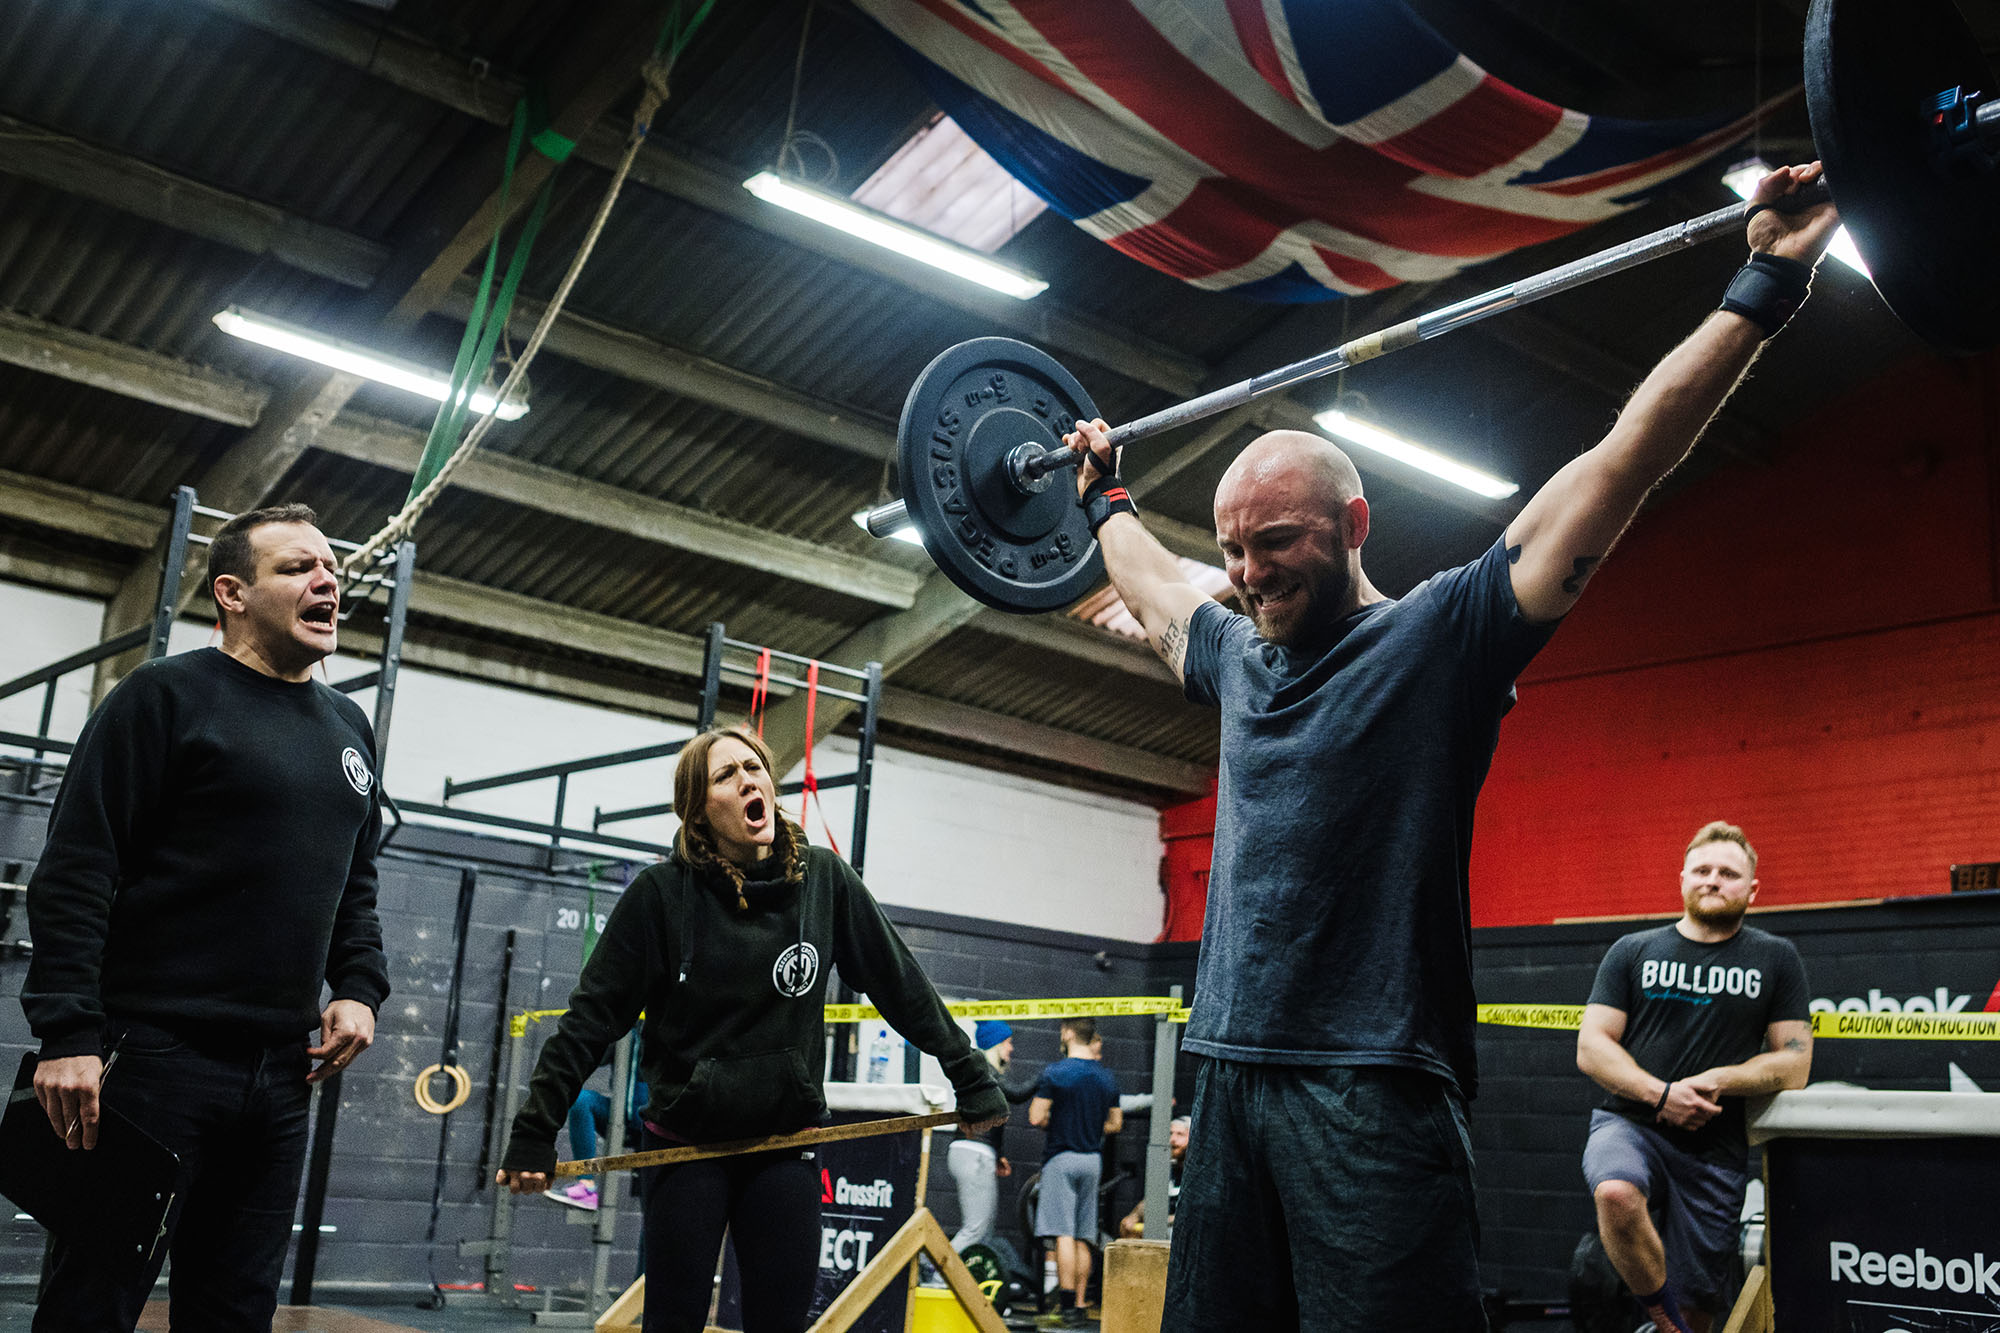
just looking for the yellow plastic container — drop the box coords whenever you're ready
[909,1284,986,1333]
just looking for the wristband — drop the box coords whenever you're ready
[1719,252,1813,337]
[1654,1082,1673,1113]
[1081,460,1138,535]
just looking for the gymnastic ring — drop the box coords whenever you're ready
[414,1062,472,1114]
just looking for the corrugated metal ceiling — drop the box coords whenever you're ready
[0,0,1960,798]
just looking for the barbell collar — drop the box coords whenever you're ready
[862,498,911,538]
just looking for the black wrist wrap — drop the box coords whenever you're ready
[1081,476,1137,535]
[1719,252,1813,337]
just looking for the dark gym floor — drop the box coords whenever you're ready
[0,1296,1060,1331]
[0,1300,537,1331]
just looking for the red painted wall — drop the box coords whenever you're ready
[1160,351,2000,929]
[1475,350,2000,924]
[1159,780,1215,941]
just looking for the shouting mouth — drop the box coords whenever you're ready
[300,601,338,633]
[742,793,769,833]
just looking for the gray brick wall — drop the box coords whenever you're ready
[0,818,1186,1300]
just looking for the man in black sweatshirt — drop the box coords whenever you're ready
[21,502,390,1333]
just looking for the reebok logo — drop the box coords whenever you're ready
[1809,988,1970,1015]
[1829,1241,2000,1295]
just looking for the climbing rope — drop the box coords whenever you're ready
[342,55,676,577]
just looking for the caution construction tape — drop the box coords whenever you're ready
[511,997,1188,1037]
[511,999,2000,1041]
[1477,1004,1588,1031]
[825,996,1186,1025]
[1807,1010,2000,1041]
[508,1008,572,1039]
[1476,1003,2000,1041]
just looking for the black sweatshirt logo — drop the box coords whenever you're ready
[773,942,820,997]
[341,747,373,795]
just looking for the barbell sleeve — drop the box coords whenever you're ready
[862,498,911,538]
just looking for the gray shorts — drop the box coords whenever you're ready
[1035,1150,1102,1240]
[1582,1109,1749,1309]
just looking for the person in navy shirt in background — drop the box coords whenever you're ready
[1029,1017,1122,1327]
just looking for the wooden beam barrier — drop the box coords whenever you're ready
[1720,1264,1773,1333]
[552,1112,960,1177]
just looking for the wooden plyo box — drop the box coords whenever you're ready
[1102,1239,1171,1333]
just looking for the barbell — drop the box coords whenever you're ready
[860,0,1999,615]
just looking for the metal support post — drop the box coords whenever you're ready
[370,539,415,775]
[590,1033,634,1315]
[529,1026,633,1328]
[547,772,568,872]
[698,622,725,729]
[1141,985,1181,1240]
[464,1020,531,1302]
[851,661,881,876]
[148,487,196,660]
[290,1072,342,1305]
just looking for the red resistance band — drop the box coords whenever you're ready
[799,661,840,857]
[749,648,771,738]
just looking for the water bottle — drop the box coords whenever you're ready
[867,1027,894,1083]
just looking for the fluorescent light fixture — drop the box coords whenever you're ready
[744,171,1047,300]
[853,508,926,546]
[1313,409,1519,500]
[1720,159,1868,274]
[213,306,529,420]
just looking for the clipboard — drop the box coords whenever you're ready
[0,1051,181,1264]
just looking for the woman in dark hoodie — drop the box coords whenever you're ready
[497,726,1006,1333]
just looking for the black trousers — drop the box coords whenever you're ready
[34,1022,312,1333]
[640,1129,823,1333]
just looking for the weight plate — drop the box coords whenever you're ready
[1806,0,2000,355]
[896,337,1106,613]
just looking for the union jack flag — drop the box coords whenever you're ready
[854,0,1778,301]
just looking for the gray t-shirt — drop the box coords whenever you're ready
[1588,923,1810,1163]
[1181,537,1556,1095]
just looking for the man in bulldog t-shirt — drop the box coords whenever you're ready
[1576,822,1812,1333]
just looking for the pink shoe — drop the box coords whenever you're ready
[548,1181,599,1211]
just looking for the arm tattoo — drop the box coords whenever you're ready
[1505,542,1522,565]
[1783,1036,1809,1054]
[1561,554,1602,595]
[1158,616,1188,670]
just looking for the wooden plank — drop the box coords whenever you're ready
[554,1112,958,1177]
[314,416,922,609]
[915,1210,1009,1333]
[595,1275,645,1331]
[1719,1263,1772,1333]
[0,310,267,425]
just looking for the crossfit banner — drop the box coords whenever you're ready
[1768,1136,2000,1331]
[715,1110,921,1333]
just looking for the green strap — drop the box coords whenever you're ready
[523,85,576,164]
[408,97,559,500]
[657,0,720,63]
